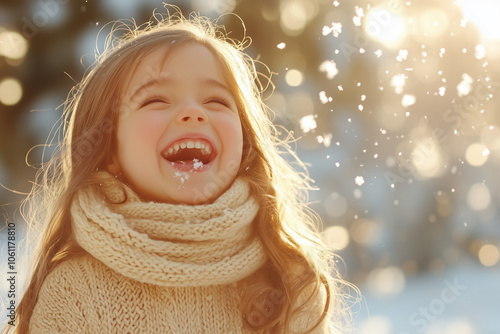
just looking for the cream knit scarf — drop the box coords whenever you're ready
[71,171,267,287]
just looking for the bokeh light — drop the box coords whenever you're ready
[190,0,236,15]
[415,8,450,40]
[363,7,406,48]
[285,69,303,87]
[366,266,406,296]
[350,218,380,247]
[0,30,28,61]
[390,73,406,94]
[411,140,445,179]
[323,225,350,251]
[358,316,392,334]
[279,0,319,36]
[460,0,500,41]
[467,183,491,211]
[0,78,23,106]
[478,244,500,267]
[465,143,489,167]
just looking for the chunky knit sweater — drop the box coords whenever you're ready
[29,173,330,333]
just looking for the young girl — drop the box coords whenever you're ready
[8,9,349,334]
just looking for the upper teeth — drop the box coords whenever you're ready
[165,139,212,156]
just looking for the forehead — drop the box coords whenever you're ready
[123,43,229,94]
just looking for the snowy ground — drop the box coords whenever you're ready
[353,262,500,334]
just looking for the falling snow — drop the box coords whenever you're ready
[396,49,408,62]
[401,94,416,107]
[457,73,473,97]
[475,44,485,59]
[319,91,333,104]
[439,86,446,96]
[300,115,317,133]
[355,176,365,186]
[319,60,339,79]
[317,134,333,147]
[390,74,407,94]
[322,21,342,37]
[353,6,364,26]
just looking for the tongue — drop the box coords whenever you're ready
[173,158,204,169]
[168,148,208,164]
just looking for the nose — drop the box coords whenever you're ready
[176,103,207,124]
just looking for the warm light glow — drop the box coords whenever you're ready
[358,316,393,334]
[285,69,303,87]
[411,140,444,178]
[366,266,406,296]
[417,9,449,39]
[281,1,307,32]
[467,183,491,211]
[465,143,489,167]
[280,0,318,35]
[0,78,23,106]
[190,0,237,14]
[0,30,28,60]
[363,7,406,48]
[460,0,500,40]
[390,74,406,94]
[478,244,500,267]
[350,218,379,246]
[323,225,350,251]
[401,94,416,107]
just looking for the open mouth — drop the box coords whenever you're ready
[161,138,216,170]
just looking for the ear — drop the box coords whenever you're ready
[106,155,120,175]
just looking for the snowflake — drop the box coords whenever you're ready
[319,60,339,79]
[300,115,317,133]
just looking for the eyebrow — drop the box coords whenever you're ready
[128,77,232,102]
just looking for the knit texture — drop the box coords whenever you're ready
[71,172,266,287]
[29,172,331,333]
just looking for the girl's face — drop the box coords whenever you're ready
[110,43,243,204]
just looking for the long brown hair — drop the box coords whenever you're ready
[7,8,351,334]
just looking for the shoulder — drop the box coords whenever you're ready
[45,253,112,284]
[29,254,111,332]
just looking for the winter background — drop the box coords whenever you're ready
[1,0,500,332]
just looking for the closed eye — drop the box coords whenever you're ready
[205,96,231,108]
[139,95,170,108]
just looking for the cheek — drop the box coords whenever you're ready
[221,119,244,186]
[117,112,169,160]
[218,114,243,153]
